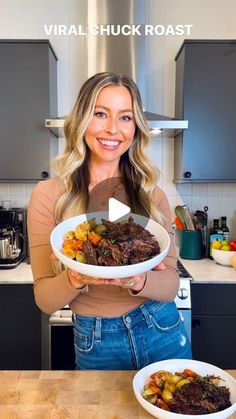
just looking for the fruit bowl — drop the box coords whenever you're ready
[212,248,236,266]
[133,359,236,419]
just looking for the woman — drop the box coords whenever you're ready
[28,72,191,370]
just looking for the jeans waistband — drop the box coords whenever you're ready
[74,300,170,332]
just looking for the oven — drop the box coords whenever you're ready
[45,260,192,370]
[175,260,192,343]
[47,309,75,370]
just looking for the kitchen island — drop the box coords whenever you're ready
[0,370,235,418]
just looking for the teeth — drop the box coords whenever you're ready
[98,139,120,146]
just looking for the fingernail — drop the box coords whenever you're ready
[70,270,78,277]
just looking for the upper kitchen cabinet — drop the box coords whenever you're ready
[174,40,236,182]
[0,40,58,181]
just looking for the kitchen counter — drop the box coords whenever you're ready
[0,370,235,419]
[0,261,33,284]
[0,254,236,284]
[179,256,236,283]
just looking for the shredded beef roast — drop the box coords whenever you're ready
[170,378,231,415]
[96,239,123,266]
[83,240,98,265]
[85,217,161,266]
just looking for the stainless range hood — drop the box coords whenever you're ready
[45,112,188,137]
[46,0,188,136]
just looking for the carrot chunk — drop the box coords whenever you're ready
[183,368,197,378]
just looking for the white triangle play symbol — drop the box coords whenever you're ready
[108,198,131,222]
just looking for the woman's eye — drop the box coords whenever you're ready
[94,111,106,118]
[121,115,133,121]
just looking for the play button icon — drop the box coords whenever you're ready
[87,176,151,230]
[108,198,130,222]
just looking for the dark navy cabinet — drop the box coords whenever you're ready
[0,284,41,369]
[191,282,236,369]
[175,40,236,182]
[0,40,58,181]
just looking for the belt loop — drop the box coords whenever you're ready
[139,302,153,328]
[94,317,102,342]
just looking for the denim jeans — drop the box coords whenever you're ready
[73,300,192,370]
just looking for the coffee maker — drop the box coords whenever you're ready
[0,208,27,268]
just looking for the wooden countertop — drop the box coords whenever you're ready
[0,370,235,419]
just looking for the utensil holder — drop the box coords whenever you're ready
[179,230,204,260]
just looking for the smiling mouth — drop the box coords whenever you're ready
[97,138,121,148]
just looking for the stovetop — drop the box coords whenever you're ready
[177,259,192,279]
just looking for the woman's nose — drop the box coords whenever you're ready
[105,117,119,134]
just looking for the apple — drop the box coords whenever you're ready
[230,240,236,251]
[221,240,229,247]
[221,245,231,251]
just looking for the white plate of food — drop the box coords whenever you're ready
[50,211,170,278]
[133,358,236,419]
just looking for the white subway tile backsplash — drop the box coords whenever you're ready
[176,183,192,196]
[9,183,25,196]
[157,173,163,189]
[166,195,177,218]
[231,210,236,238]
[149,139,163,171]
[162,177,178,197]
[176,195,192,210]
[207,195,223,221]
[191,195,209,213]
[25,183,37,206]
[3,183,39,208]
[8,197,27,209]
[25,183,37,196]
[223,184,236,195]
[0,184,9,194]
[222,195,236,214]
[0,184,9,204]
[208,184,223,195]
[192,184,208,196]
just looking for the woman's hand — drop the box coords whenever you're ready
[50,253,107,289]
[50,252,165,291]
[68,271,145,290]
[68,269,108,289]
[104,274,146,291]
[154,262,165,271]
[104,262,165,292]
[68,264,165,291]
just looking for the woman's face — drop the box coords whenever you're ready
[85,85,136,164]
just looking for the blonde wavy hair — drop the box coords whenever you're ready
[53,72,163,225]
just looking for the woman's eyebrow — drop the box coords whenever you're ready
[95,105,133,113]
[119,108,134,114]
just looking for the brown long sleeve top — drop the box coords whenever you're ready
[27,178,179,316]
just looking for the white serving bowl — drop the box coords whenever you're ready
[133,359,236,419]
[50,211,170,279]
[212,248,236,266]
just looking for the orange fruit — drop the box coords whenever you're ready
[231,255,236,269]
